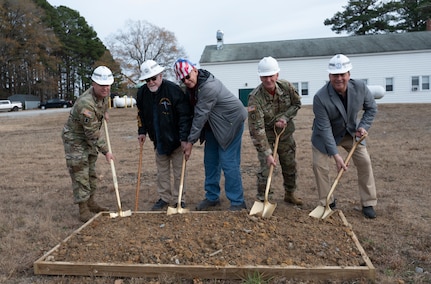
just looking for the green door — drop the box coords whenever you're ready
[239,88,254,106]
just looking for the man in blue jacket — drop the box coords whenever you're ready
[311,54,378,219]
[137,60,192,211]
[174,58,247,211]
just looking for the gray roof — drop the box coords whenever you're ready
[199,31,431,64]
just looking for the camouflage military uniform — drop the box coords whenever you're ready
[61,86,109,203]
[248,79,301,198]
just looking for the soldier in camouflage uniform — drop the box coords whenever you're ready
[61,66,115,222]
[248,57,303,205]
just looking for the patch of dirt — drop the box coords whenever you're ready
[0,104,430,284]
[49,210,364,268]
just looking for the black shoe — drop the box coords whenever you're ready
[196,199,220,211]
[329,198,337,210]
[228,202,247,211]
[362,206,376,219]
[173,202,186,208]
[151,199,169,211]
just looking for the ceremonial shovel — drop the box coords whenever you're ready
[249,125,286,218]
[167,154,190,215]
[104,120,132,218]
[309,134,367,220]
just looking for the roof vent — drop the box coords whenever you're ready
[216,30,224,50]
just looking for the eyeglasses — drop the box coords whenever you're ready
[181,74,191,83]
[145,75,158,83]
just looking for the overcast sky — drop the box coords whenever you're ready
[47,0,349,64]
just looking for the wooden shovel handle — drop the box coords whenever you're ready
[134,142,144,211]
[104,120,123,212]
[324,133,368,209]
[176,155,187,208]
[264,125,286,201]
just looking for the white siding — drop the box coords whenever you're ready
[201,51,431,105]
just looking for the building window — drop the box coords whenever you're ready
[301,82,309,96]
[292,82,308,96]
[385,78,393,92]
[422,76,430,90]
[411,76,420,91]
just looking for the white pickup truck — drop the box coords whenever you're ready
[0,100,23,112]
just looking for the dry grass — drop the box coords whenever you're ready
[0,104,430,283]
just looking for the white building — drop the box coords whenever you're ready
[199,31,431,105]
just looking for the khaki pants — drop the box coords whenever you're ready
[155,146,184,204]
[312,135,377,207]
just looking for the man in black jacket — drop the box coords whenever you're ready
[137,60,193,210]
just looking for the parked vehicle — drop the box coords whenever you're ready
[39,98,73,110]
[0,100,23,112]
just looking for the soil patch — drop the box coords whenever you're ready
[49,209,364,268]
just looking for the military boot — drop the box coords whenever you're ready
[78,201,93,222]
[284,191,303,205]
[87,194,109,213]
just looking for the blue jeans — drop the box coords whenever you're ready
[203,124,245,206]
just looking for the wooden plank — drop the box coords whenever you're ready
[34,262,374,280]
[34,211,375,281]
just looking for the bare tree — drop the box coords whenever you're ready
[107,20,186,84]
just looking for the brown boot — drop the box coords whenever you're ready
[78,201,93,222]
[284,191,303,205]
[87,195,109,213]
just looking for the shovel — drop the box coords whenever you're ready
[167,154,190,215]
[134,141,144,211]
[103,120,132,218]
[309,134,368,220]
[250,125,286,218]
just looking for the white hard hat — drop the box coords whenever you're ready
[257,56,280,76]
[91,66,114,85]
[327,54,353,74]
[139,60,165,81]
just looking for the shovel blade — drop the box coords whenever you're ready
[309,205,334,220]
[110,209,132,218]
[249,200,277,218]
[321,208,335,220]
[120,210,132,217]
[167,206,190,215]
[309,205,325,218]
[261,202,277,218]
[249,201,265,216]
[109,212,119,218]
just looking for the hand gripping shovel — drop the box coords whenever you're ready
[103,121,132,218]
[250,125,286,218]
[309,134,368,220]
[167,154,190,215]
[134,141,144,211]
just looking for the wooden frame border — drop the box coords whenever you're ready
[34,211,375,281]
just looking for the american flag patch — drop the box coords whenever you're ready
[82,109,92,117]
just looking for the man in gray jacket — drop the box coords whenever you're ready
[174,58,247,211]
[311,54,378,219]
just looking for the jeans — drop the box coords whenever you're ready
[203,124,245,206]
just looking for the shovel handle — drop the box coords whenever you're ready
[134,142,144,211]
[176,155,187,208]
[263,125,286,201]
[104,121,123,213]
[324,134,368,209]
